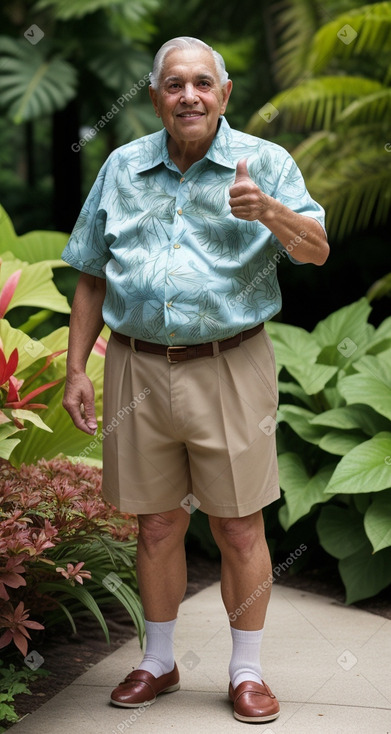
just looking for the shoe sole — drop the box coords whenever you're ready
[110,682,180,708]
[233,709,280,723]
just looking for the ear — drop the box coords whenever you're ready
[220,80,233,115]
[149,86,160,117]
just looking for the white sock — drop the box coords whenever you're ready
[229,627,264,688]
[138,619,176,678]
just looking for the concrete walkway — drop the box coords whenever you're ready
[11,582,391,734]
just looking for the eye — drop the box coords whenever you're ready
[198,80,211,88]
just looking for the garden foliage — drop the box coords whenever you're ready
[0,206,143,681]
[247,1,391,241]
[0,458,143,655]
[269,292,391,603]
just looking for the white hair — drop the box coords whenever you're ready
[149,36,229,89]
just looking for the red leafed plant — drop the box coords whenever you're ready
[0,341,64,415]
[0,601,44,657]
[0,457,142,659]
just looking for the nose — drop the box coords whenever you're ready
[181,83,199,104]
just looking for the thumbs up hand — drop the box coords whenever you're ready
[229,159,270,221]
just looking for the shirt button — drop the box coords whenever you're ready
[167,301,172,308]
[173,243,181,249]
[180,177,185,183]
[177,208,183,215]
[170,332,175,337]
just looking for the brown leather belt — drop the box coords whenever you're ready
[112,322,264,363]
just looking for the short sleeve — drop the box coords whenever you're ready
[271,154,326,264]
[61,160,111,278]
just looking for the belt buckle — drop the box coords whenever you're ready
[166,345,187,363]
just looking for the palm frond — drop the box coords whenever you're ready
[308,2,391,72]
[0,36,77,123]
[307,148,391,240]
[337,88,391,124]
[292,130,338,170]
[270,0,322,86]
[246,76,383,137]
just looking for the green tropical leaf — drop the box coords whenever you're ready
[11,344,104,466]
[265,321,320,365]
[0,205,69,265]
[311,297,372,352]
[364,491,391,552]
[265,321,338,392]
[11,409,52,432]
[0,37,77,123]
[278,452,334,528]
[318,430,364,455]
[0,319,52,373]
[317,505,368,559]
[339,367,391,422]
[278,405,325,444]
[311,405,391,436]
[0,257,70,315]
[339,544,391,604]
[325,432,391,494]
[0,437,21,460]
[353,349,391,385]
[87,43,151,93]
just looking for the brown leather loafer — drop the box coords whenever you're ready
[228,679,280,723]
[110,664,180,708]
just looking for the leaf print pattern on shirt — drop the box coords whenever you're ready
[62,117,325,345]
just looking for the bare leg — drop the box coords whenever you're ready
[137,508,190,621]
[209,510,272,629]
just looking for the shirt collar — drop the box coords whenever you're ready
[135,116,236,173]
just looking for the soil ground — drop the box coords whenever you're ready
[7,549,391,729]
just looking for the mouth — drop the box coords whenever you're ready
[177,111,205,118]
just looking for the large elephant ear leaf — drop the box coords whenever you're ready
[0,36,77,123]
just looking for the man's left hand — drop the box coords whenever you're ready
[229,159,270,221]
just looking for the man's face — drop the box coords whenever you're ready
[149,47,232,150]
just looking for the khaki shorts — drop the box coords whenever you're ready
[101,329,280,518]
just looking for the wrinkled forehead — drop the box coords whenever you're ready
[160,47,220,84]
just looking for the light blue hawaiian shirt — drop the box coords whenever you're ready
[62,116,325,345]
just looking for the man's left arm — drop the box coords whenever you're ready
[229,159,330,266]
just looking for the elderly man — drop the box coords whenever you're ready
[62,36,329,724]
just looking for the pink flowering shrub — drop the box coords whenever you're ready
[0,457,142,657]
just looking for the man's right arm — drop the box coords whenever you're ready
[62,272,106,434]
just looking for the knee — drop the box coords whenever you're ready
[209,513,264,556]
[138,510,189,549]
